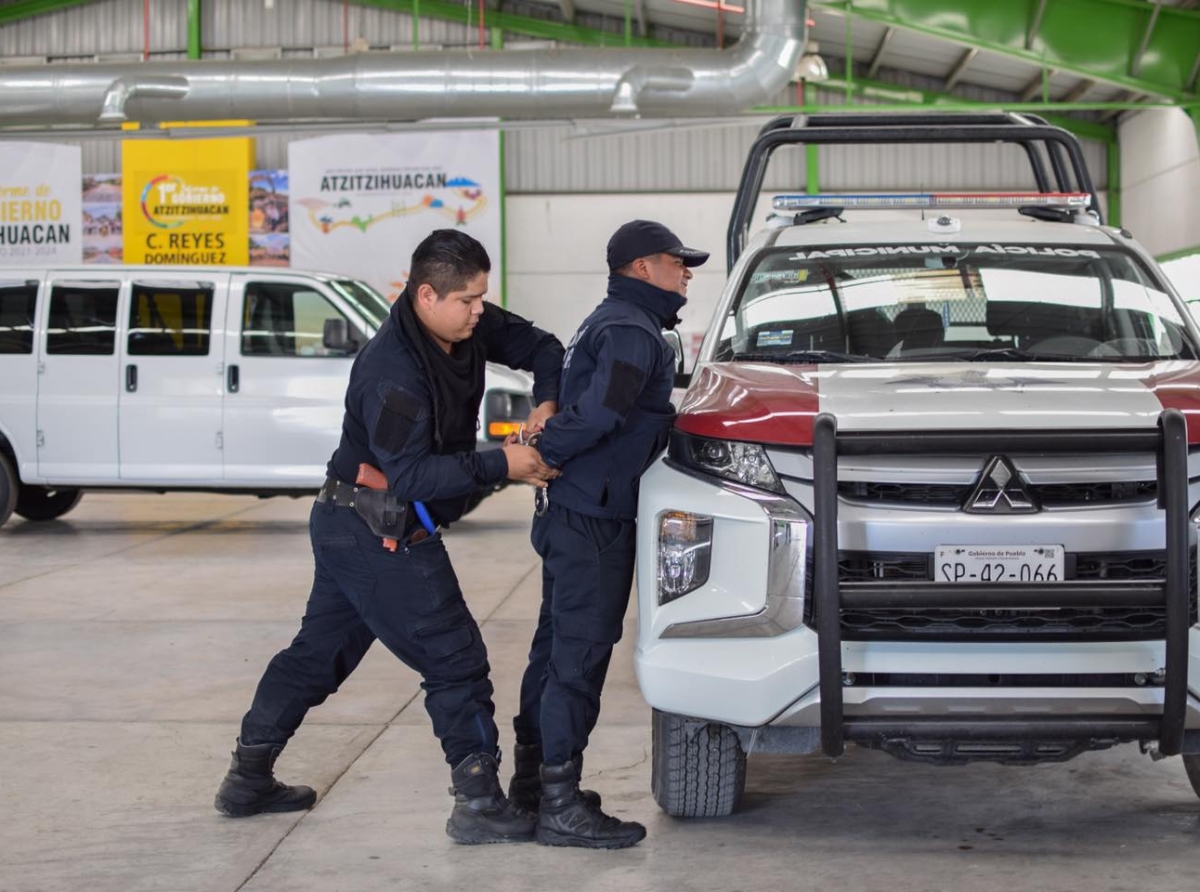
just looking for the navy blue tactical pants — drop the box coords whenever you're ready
[513,502,636,765]
[240,499,498,765]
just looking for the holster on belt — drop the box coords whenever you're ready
[354,463,405,552]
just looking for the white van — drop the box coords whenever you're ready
[0,266,534,528]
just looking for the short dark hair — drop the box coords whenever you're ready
[408,229,491,298]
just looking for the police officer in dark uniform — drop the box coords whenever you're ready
[214,229,564,845]
[509,220,709,848]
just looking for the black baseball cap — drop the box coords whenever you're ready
[606,220,710,271]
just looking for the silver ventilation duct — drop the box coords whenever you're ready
[0,0,805,129]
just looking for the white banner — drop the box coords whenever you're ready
[0,142,82,265]
[289,132,502,301]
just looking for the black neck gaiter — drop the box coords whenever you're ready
[395,289,485,455]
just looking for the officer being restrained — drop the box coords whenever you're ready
[214,229,564,845]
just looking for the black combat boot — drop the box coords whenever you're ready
[446,753,537,844]
[214,739,317,817]
[536,761,646,849]
[507,744,602,814]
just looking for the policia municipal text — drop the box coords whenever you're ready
[214,229,565,844]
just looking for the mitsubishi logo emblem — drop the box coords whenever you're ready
[964,455,1038,514]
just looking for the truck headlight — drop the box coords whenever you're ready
[657,510,713,604]
[669,430,783,493]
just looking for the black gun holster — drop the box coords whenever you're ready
[317,477,408,539]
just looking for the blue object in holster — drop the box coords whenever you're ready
[413,500,436,535]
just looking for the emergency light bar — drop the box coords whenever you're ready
[772,192,1093,211]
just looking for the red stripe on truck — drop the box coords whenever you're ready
[674,362,822,446]
[1142,364,1200,445]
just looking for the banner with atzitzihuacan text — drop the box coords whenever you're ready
[288,131,501,301]
[0,142,82,265]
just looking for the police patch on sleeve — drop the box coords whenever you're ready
[602,360,646,416]
[373,386,422,453]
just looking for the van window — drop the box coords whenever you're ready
[46,283,120,355]
[0,281,37,354]
[241,282,356,358]
[128,282,215,356]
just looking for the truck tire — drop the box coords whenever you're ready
[0,453,16,528]
[1183,755,1200,799]
[651,708,746,818]
[15,485,83,522]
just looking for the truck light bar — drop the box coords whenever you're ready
[772,192,1093,211]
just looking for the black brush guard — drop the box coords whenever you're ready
[727,112,1104,271]
[812,410,1192,758]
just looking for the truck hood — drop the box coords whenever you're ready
[675,360,1200,446]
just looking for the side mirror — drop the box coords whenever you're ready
[323,318,359,354]
[662,329,691,389]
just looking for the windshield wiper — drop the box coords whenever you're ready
[734,350,874,364]
[945,347,1095,362]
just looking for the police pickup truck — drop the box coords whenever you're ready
[0,266,533,528]
[636,113,1200,817]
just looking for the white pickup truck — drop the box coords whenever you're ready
[636,113,1200,817]
[0,265,533,527]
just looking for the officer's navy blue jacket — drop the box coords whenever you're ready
[537,275,682,520]
[329,295,563,525]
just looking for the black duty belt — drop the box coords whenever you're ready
[317,476,409,540]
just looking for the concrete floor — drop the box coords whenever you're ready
[3,486,1200,892]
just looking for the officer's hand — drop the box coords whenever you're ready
[523,400,557,435]
[502,443,560,487]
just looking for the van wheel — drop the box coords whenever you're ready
[651,708,746,818]
[1183,756,1200,799]
[15,485,83,522]
[0,453,16,528]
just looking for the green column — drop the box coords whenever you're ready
[187,0,201,60]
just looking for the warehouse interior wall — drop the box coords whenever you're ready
[506,192,733,355]
[1119,109,1200,259]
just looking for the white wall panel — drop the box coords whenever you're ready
[1120,109,1200,258]
[506,193,733,354]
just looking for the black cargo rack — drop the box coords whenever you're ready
[727,112,1104,271]
[811,409,1192,758]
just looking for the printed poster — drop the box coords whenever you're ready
[249,169,290,267]
[288,132,501,300]
[0,142,82,265]
[122,136,254,265]
[82,173,123,264]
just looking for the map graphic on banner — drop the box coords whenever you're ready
[289,132,501,301]
[0,143,82,265]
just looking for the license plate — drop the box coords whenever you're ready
[935,545,1063,583]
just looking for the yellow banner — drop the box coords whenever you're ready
[122,137,254,265]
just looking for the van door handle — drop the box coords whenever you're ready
[227,364,239,393]
[125,364,137,392]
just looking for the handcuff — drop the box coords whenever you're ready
[517,424,550,517]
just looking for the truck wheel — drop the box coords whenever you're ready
[0,453,16,528]
[651,708,746,818]
[1183,756,1200,799]
[15,485,83,522]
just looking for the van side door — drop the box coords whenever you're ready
[36,274,124,482]
[117,274,227,482]
[0,275,42,483]
[222,274,364,486]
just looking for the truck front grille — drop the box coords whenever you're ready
[838,480,1157,508]
[825,550,1197,641]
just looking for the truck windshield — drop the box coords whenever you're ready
[330,279,392,333]
[713,245,1199,363]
